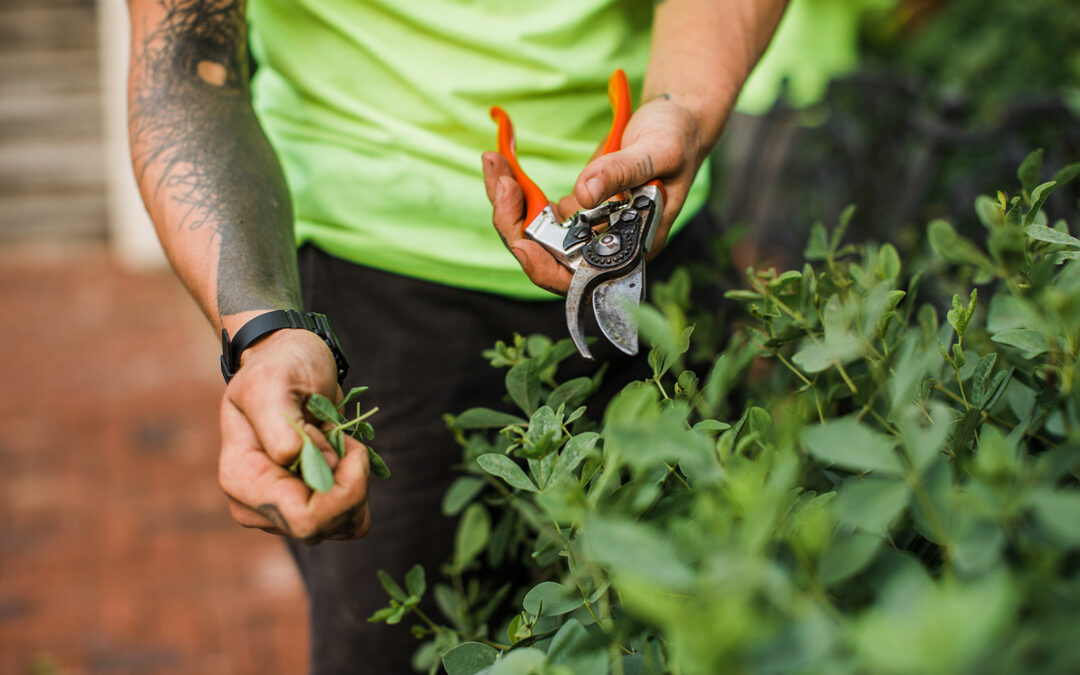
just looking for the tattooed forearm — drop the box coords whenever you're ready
[129,0,301,320]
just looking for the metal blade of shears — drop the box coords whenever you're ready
[592,259,644,356]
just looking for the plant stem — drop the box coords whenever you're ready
[835,361,859,394]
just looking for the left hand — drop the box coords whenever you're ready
[482,96,707,294]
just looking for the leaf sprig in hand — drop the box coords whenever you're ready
[288,386,391,493]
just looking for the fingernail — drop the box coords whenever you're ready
[495,180,505,201]
[585,178,604,204]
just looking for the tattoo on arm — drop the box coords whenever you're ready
[130,0,302,320]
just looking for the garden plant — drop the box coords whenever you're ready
[358,152,1080,675]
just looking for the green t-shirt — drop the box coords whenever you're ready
[247,0,710,300]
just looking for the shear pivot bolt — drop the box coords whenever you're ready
[620,209,638,223]
[596,233,621,256]
[633,195,651,209]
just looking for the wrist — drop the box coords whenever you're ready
[221,308,294,338]
[220,309,349,384]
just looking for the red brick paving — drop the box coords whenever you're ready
[0,243,308,674]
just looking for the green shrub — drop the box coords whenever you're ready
[371,152,1080,675]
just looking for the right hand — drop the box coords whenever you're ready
[217,327,371,544]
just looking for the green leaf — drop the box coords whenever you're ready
[819,532,883,586]
[990,329,1049,358]
[306,392,347,425]
[441,642,499,675]
[951,408,981,455]
[476,453,538,492]
[452,408,528,430]
[367,605,398,623]
[724,289,764,301]
[453,503,491,571]
[1018,148,1043,194]
[1029,489,1080,546]
[876,243,901,280]
[522,406,565,460]
[1025,181,1059,225]
[1025,223,1080,248]
[547,377,593,411]
[506,359,541,416]
[636,306,693,378]
[350,420,375,442]
[1051,161,1080,187]
[327,427,346,459]
[986,293,1031,334]
[896,402,950,473]
[405,564,426,598]
[792,324,861,375]
[831,204,856,253]
[535,337,579,373]
[747,406,772,438]
[340,386,369,409]
[442,476,486,516]
[368,446,391,479]
[801,417,904,476]
[974,194,1004,229]
[299,436,334,493]
[522,581,584,617]
[835,477,911,535]
[692,419,731,435]
[584,515,695,587]
[377,570,408,603]
[928,220,995,273]
[486,648,547,674]
[947,290,977,340]
[551,432,598,485]
[547,619,608,674]
[804,221,829,260]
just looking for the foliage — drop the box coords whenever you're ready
[293,387,388,492]
[371,154,1080,674]
[864,0,1080,118]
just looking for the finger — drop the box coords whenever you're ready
[220,403,370,541]
[574,145,676,209]
[227,497,279,531]
[508,240,574,295]
[482,151,514,204]
[492,175,527,247]
[554,193,585,222]
[227,375,307,466]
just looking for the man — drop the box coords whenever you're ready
[126,1,787,671]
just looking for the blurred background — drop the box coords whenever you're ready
[1,0,1077,673]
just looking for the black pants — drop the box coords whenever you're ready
[291,213,718,674]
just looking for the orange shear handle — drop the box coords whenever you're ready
[490,69,663,232]
[490,106,549,226]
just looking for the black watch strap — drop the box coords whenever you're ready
[220,309,349,384]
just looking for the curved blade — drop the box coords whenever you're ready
[565,265,607,360]
[592,259,644,356]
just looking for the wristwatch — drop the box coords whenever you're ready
[220,309,350,384]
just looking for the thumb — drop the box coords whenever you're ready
[574,147,656,209]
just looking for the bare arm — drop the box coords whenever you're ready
[128,0,299,333]
[484,0,788,293]
[127,0,369,541]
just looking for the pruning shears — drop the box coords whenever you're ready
[491,69,665,360]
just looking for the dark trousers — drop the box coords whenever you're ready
[292,213,717,674]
